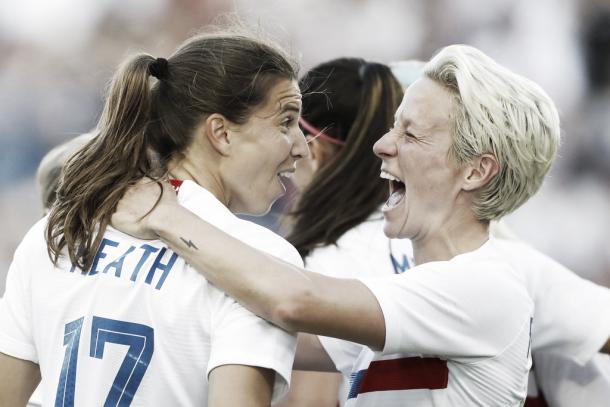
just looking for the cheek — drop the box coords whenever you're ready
[293,158,315,190]
[278,135,294,157]
[399,148,454,195]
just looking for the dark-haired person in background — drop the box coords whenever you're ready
[278,57,407,406]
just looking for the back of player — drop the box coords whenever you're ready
[3,180,301,405]
[7,221,215,405]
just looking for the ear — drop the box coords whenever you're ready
[203,113,232,156]
[462,153,499,192]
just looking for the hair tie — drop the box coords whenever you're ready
[358,62,386,80]
[358,63,369,80]
[299,117,346,146]
[149,57,169,80]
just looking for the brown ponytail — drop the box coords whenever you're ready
[46,54,158,270]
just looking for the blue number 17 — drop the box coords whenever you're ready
[55,316,154,407]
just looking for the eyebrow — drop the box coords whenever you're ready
[279,101,302,114]
[394,111,409,127]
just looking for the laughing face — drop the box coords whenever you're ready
[224,78,309,215]
[373,77,465,240]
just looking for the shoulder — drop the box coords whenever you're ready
[176,181,303,267]
[5,218,52,288]
[492,237,595,295]
[336,215,386,249]
[233,219,303,268]
[14,217,49,258]
[389,247,534,316]
[361,253,534,358]
[305,217,392,278]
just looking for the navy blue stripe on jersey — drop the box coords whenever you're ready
[348,370,367,399]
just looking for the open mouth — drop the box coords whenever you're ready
[277,170,294,190]
[277,170,294,180]
[380,170,405,209]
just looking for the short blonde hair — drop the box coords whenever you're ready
[424,45,560,221]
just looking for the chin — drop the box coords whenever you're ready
[383,215,414,239]
[250,206,273,217]
[246,198,278,217]
[382,221,401,239]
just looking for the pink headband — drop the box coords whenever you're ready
[298,117,346,146]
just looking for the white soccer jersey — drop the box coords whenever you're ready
[492,238,610,406]
[0,180,302,406]
[305,211,413,405]
[528,353,610,407]
[305,210,414,279]
[323,238,534,406]
[313,217,610,407]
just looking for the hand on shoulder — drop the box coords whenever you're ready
[111,177,179,239]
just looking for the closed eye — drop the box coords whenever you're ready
[280,116,297,129]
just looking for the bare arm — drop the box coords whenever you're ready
[153,201,385,348]
[274,371,342,407]
[0,353,40,407]
[111,179,385,349]
[208,365,274,407]
[293,334,337,372]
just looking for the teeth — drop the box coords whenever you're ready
[386,190,405,207]
[380,170,401,183]
[278,171,293,179]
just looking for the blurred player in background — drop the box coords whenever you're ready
[0,27,308,406]
[36,133,94,214]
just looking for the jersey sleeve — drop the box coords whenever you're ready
[204,223,301,401]
[530,255,610,364]
[0,222,43,363]
[206,287,297,403]
[360,261,534,360]
[303,251,335,277]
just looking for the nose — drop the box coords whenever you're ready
[291,126,310,160]
[373,131,397,159]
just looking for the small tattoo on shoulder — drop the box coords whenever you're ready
[180,237,198,250]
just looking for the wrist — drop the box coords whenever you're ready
[147,201,178,237]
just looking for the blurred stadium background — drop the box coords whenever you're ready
[1,0,609,293]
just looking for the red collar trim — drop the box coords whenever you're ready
[169,179,183,193]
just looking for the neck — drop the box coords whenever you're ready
[412,216,490,265]
[167,156,228,206]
